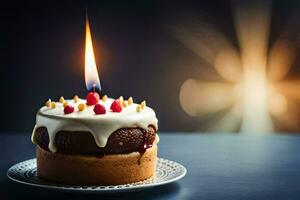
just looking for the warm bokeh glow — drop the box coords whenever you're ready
[236,5,273,133]
[177,2,297,133]
[85,16,101,91]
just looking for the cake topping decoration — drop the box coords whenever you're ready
[118,96,124,102]
[128,97,133,105]
[102,95,108,102]
[86,92,100,105]
[94,104,106,115]
[110,100,122,112]
[122,100,128,108]
[51,102,56,109]
[141,100,146,110]
[78,103,85,111]
[45,99,51,107]
[74,95,79,103]
[118,96,124,107]
[59,96,65,104]
[64,105,74,114]
[63,102,69,108]
[136,105,141,112]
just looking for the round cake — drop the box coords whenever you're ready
[31,96,159,185]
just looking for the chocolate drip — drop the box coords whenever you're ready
[138,129,153,165]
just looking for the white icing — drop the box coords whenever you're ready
[31,98,158,152]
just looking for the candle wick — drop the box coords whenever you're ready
[93,83,96,93]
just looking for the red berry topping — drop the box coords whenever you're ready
[110,100,122,112]
[86,92,100,105]
[64,105,74,114]
[93,104,106,115]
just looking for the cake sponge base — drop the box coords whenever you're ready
[36,145,157,185]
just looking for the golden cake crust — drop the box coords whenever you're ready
[36,144,157,185]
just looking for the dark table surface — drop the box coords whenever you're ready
[1,132,300,200]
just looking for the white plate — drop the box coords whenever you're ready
[7,158,186,193]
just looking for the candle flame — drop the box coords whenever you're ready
[85,16,101,91]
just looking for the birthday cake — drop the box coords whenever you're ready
[31,94,158,185]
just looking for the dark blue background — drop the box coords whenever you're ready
[2,0,300,132]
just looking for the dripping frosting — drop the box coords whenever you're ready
[31,98,158,152]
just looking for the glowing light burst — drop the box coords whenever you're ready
[177,2,298,133]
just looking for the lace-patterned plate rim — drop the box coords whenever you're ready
[7,158,186,193]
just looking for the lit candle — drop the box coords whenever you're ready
[85,16,101,105]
